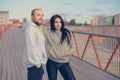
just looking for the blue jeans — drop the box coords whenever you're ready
[46,59,76,80]
[27,65,44,80]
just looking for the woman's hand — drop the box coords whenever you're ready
[64,52,69,57]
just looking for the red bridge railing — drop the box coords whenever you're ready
[0,24,16,38]
[72,31,120,77]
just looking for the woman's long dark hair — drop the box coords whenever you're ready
[50,14,71,45]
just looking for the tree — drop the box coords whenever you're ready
[23,18,27,23]
[84,21,88,26]
[69,19,76,25]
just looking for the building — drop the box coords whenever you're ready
[106,16,114,25]
[91,16,99,26]
[91,15,115,26]
[91,16,106,26]
[9,19,21,27]
[114,14,120,25]
[0,11,9,25]
[98,16,106,25]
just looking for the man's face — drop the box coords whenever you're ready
[32,10,44,26]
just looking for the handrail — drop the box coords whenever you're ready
[0,24,16,38]
[72,30,120,77]
[72,31,120,39]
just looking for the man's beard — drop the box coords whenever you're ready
[34,21,42,26]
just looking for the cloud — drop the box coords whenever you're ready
[88,8,101,12]
[93,13,106,17]
[94,0,108,4]
[74,14,82,17]
[98,13,106,16]
[61,2,72,6]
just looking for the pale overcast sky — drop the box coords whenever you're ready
[0,0,120,23]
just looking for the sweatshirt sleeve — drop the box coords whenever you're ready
[68,32,76,55]
[42,26,49,37]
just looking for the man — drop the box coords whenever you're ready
[23,8,47,80]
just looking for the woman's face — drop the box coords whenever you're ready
[54,17,62,32]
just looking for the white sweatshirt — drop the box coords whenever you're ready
[23,22,47,68]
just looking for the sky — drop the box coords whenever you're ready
[0,0,120,23]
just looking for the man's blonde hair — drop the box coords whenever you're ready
[31,8,42,16]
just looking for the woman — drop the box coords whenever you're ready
[44,14,76,80]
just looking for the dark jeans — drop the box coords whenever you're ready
[46,59,76,80]
[27,65,44,80]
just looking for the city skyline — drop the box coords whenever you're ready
[0,0,120,23]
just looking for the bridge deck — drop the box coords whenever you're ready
[0,28,119,80]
